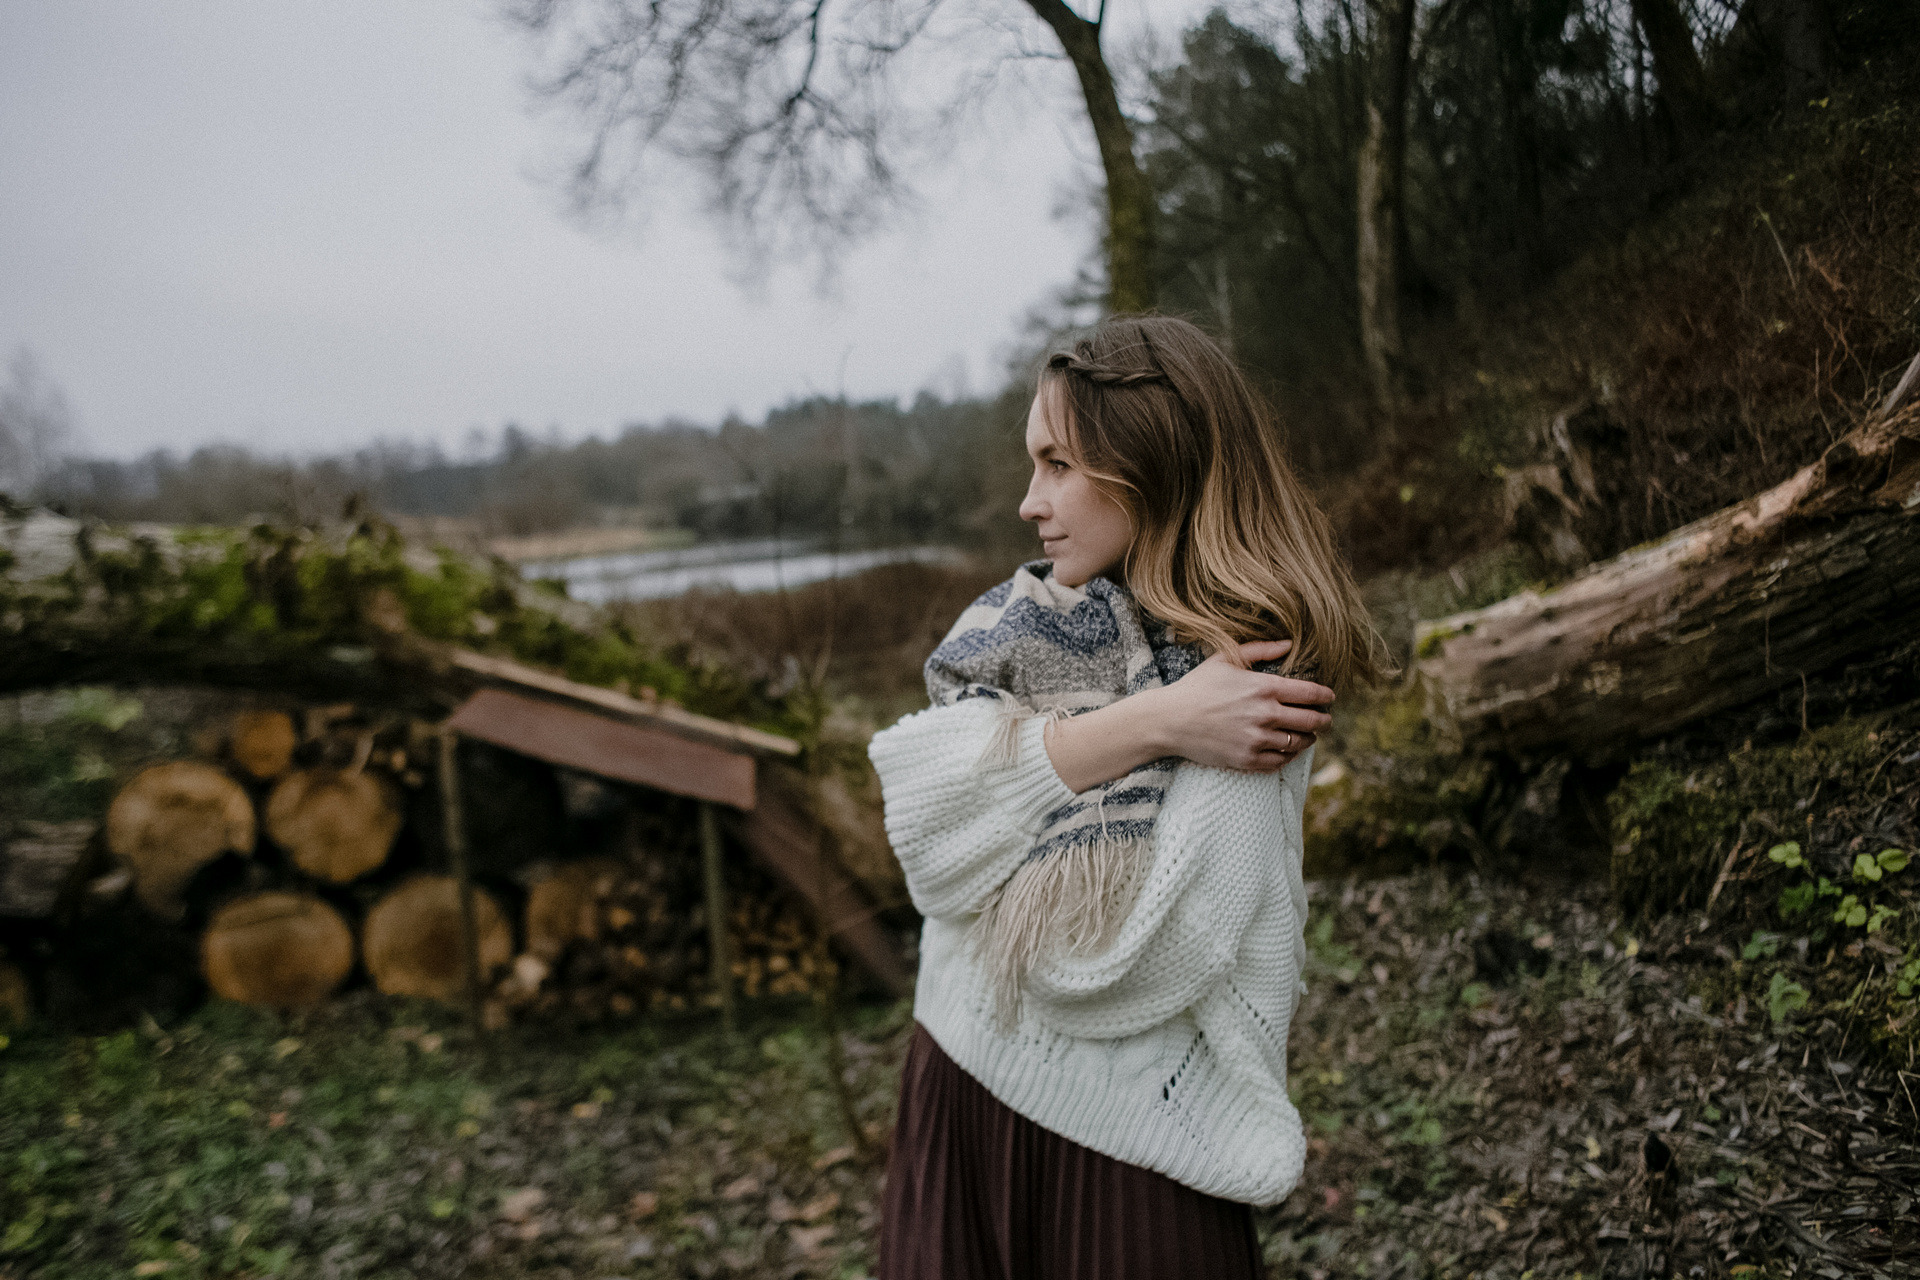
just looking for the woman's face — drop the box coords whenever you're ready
[1018,387,1134,587]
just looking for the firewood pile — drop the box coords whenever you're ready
[42,701,856,1026]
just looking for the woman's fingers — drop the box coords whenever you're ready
[1260,702,1332,733]
[1266,674,1335,707]
[1234,639,1293,665]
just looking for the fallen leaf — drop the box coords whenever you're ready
[789,1222,836,1254]
[267,1111,287,1129]
[799,1192,840,1221]
[722,1174,761,1200]
[629,1191,659,1220]
[500,1187,546,1222]
[272,1037,302,1059]
[812,1145,855,1171]
[133,1264,169,1277]
[1482,1207,1509,1232]
[572,1100,602,1120]
[416,1033,443,1054]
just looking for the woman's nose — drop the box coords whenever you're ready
[1018,481,1046,523]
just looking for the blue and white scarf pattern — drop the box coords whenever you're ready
[925,561,1215,1021]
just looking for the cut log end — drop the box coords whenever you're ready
[363,875,511,1004]
[265,768,403,884]
[106,762,255,918]
[201,891,354,1009]
[229,709,298,780]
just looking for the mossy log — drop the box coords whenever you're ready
[1417,409,1920,762]
[362,875,511,1003]
[264,767,403,883]
[201,891,355,1008]
[105,762,255,917]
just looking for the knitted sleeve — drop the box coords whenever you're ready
[867,699,1079,921]
[1019,759,1300,1040]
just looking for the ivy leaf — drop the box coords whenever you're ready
[1877,848,1910,874]
[1852,853,1883,883]
[1832,895,1867,928]
[1767,842,1804,869]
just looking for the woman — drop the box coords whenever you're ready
[868,315,1388,1279]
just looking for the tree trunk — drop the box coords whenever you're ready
[201,891,354,1009]
[1733,0,1833,102]
[105,762,256,919]
[1629,0,1719,136]
[1357,0,1415,409]
[363,874,512,1003]
[264,767,404,884]
[1023,0,1156,313]
[1415,409,1920,762]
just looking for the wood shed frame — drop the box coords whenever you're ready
[434,647,911,1031]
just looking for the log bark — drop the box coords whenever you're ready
[363,875,512,1003]
[105,762,255,917]
[264,767,403,884]
[200,891,354,1008]
[1415,408,1920,762]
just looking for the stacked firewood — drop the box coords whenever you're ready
[492,848,835,1025]
[84,704,838,1022]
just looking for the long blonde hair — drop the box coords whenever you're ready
[1041,315,1390,689]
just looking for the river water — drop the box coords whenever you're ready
[520,539,967,604]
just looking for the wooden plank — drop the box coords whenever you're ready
[446,688,757,810]
[727,790,914,998]
[447,648,800,758]
[699,802,736,1037]
[436,728,487,1034]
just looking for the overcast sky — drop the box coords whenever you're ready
[0,0,1210,461]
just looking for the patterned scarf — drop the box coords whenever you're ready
[925,561,1261,1023]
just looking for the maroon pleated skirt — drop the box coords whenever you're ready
[878,1023,1266,1280]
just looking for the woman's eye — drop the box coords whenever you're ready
[1048,459,1069,472]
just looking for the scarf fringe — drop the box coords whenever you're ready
[973,701,1071,773]
[971,834,1152,1028]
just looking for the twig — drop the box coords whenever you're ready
[1879,347,1920,418]
[1705,840,1750,915]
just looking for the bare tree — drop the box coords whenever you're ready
[0,347,75,499]
[505,0,1156,311]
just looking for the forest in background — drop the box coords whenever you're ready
[9,0,1912,593]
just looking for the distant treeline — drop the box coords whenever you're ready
[34,389,1039,559]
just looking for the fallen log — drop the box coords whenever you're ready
[105,762,255,917]
[1416,407,1920,762]
[201,891,354,1008]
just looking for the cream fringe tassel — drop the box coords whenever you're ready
[971,833,1152,1029]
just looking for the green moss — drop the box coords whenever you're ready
[1607,716,1886,916]
[1304,683,1495,878]
[6,518,819,748]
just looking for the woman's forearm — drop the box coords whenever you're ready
[1042,689,1176,793]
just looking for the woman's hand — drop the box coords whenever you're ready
[1147,641,1334,773]
[1041,639,1334,793]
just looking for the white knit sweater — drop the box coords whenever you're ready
[868,698,1313,1205]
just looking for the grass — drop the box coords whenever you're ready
[0,993,912,1280]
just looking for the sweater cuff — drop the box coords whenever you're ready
[987,714,1078,833]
